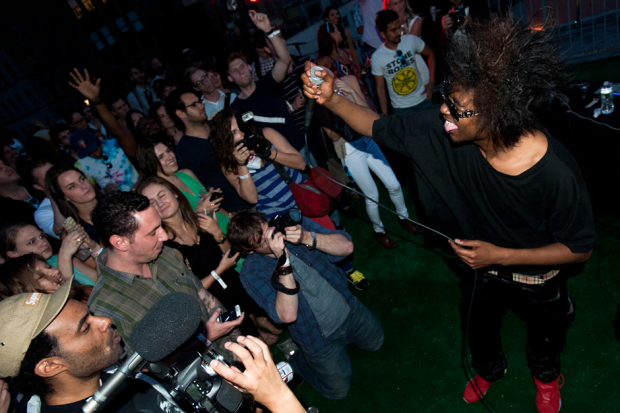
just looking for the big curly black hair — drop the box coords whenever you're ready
[91,191,150,247]
[442,13,568,150]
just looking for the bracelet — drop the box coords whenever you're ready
[276,265,293,276]
[216,233,227,244]
[285,101,294,112]
[267,29,281,39]
[211,270,228,289]
[272,148,278,162]
[239,173,250,179]
[90,98,104,106]
[91,247,104,257]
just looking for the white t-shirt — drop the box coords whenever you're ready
[202,90,237,120]
[358,0,384,49]
[371,35,426,109]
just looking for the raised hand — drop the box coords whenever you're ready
[249,10,271,33]
[68,68,101,101]
[301,61,335,107]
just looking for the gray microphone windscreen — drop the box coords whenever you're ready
[309,66,325,86]
[130,292,202,362]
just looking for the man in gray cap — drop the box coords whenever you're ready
[0,278,182,413]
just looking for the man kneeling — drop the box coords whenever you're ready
[228,210,384,399]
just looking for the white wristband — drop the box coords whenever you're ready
[211,270,228,289]
[239,173,250,180]
[286,101,294,112]
[284,257,290,266]
[267,29,281,39]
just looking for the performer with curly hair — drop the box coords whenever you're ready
[302,13,595,413]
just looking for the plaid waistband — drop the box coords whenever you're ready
[486,269,560,285]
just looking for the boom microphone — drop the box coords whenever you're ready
[82,293,202,413]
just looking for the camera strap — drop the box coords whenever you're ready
[271,249,300,295]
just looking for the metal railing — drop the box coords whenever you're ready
[506,0,620,63]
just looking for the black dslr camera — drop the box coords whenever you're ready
[147,349,244,413]
[447,7,466,31]
[269,208,302,237]
[235,112,271,159]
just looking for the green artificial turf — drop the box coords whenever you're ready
[268,182,620,412]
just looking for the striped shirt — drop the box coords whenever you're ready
[280,55,312,130]
[88,246,210,350]
[248,158,304,220]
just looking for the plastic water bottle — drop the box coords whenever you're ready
[601,81,614,115]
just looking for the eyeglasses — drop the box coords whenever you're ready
[184,100,202,109]
[395,50,407,67]
[194,75,207,87]
[441,81,478,122]
[102,155,113,169]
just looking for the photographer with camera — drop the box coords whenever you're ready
[3,280,185,413]
[227,210,384,400]
[441,0,489,39]
[210,109,306,220]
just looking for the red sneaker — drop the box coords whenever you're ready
[463,374,493,403]
[533,374,564,413]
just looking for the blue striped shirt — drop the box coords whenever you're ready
[249,160,304,219]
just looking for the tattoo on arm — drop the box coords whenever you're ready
[198,288,226,313]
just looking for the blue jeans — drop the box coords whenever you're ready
[289,297,384,399]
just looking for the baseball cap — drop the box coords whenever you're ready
[69,129,98,158]
[0,276,73,377]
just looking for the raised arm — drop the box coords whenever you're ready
[249,11,291,83]
[68,68,137,159]
[302,61,378,137]
[266,229,298,324]
[263,128,306,170]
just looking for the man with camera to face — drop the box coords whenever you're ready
[227,210,384,400]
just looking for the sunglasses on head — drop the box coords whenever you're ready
[395,50,407,67]
[441,81,478,122]
[102,155,113,169]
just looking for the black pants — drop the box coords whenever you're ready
[459,271,575,383]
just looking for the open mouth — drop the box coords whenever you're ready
[112,330,121,343]
[444,119,458,133]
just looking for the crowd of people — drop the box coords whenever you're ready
[0,1,597,413]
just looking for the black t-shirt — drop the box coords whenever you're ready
[231,72,306,151]
[0,195,36,227]
[15,374,183,413]
[372,109,596,274]
[175,134,252,212]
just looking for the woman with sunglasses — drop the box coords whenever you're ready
[0,253,92,303]
[137,176,282,344]
[0,159,43,210]
[0,222,98,286]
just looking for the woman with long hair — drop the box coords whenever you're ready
[45,164,101,244]
[126,109,146,139]
[384,0,422,36]
[0,222,98,286]
[137,176,281,344]
[317,21,364,81]
[0,254,91,303]
[323,6,361,68]
[149,102,182,146]
[210,109,306,220]
[136,134,224,213]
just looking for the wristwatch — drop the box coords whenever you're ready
[306,231,317,250]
